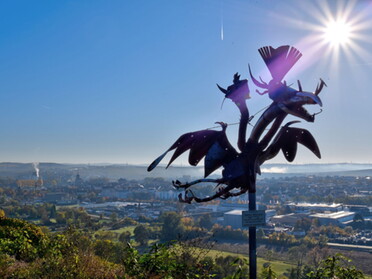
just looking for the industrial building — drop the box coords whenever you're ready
[223,209,244,229]
[309,211,355,227]
[287,202,343,213]
[270,213,309,226]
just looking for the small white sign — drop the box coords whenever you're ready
[242,210,266,227]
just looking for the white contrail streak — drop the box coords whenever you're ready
[220,0,224,41]
[221,23,224,41]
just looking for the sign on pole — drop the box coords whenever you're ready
[242,210,266,227]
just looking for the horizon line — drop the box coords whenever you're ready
[0,161,371,166]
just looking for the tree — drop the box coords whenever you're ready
[138,214,152,223]
[119,231,131,243]
[198,214,213,230]
[311,218,320,228]
[49,204,57,218]
[0,217,48,261]
[318,235,328,248]
[94,239,127,264]
[41,213,51,225]
[56,212,66,224]
[110,212,118,223]
[344,226,354,235]
[288,244,307,266]
[306,246,330,268]
[294,218,312,232]
[159,212,185,241]
[134,224,150,246]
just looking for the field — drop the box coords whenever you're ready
[174,246,293,276]
[181,247,372,277]
[106,225,137,235]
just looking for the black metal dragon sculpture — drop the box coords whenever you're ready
[148,45,326,203]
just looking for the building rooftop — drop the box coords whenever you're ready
[310,211,354,219]
[288,202,342,208]
[224,209,243,216]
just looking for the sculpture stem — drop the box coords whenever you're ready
[249,103,285,143]
[259,113,286,149]
[237,102,249,152]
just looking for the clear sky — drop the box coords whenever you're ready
[0,0,371,165]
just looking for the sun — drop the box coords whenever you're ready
[323,19,352,47]
[272,0,372,76]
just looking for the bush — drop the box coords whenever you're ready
[0,217,48,261]
[307,254,364,279]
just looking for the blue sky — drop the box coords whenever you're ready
[0,0,371,165]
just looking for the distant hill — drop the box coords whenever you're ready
[309,168,372,177]
[76,165,207,181]
[260,169,372,179]
[0,162,205,181]
[0,162,371,181]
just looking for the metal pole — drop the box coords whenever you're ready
[249,191,256,279]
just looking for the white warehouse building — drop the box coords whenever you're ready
[309,211,355,227]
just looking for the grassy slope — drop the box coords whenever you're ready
[181,247,292,276]
[107,225,136,235]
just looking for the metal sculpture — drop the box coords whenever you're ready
[148,45,325,203]
[148,45,325,278]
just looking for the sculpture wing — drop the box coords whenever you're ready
[291,128,321,160]
[148,128,238,177]
[258,45,302,81]
[204,132,238,177]
[259,121,321,163]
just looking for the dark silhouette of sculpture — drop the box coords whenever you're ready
[148,45,326,203]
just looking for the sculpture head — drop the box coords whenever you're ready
[250,70,325,122]
[249,45,326,122]
[277,79,326,122]
[217,73,250,106]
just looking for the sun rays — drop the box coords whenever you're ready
[275,0,372,76]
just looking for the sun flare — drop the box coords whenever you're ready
[323,20,351,46]
[273,0,372,76]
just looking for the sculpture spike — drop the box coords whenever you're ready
[315,78,327,96]
[248,64,268,89]
[297,80,302,92]
[217,84,228,94]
